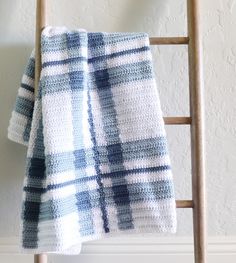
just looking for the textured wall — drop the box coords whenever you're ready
[0,0,235,238]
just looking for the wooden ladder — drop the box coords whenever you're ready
[34,0,207,262]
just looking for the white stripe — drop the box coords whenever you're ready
[18,87,34,101]
[41,60,87,76]
[21,74,34,87]
[42,47,87,63]
[101,170,173,189]
[103,37,149,55]
[41,185,77,201]
[7,111,29,145]
[37,212,81,251]
[43,166,96,186]
[90,89,108,146]
[123,155,171,170]
[42,92,75,154]
[42,50,69,63]
[26,100,41,158]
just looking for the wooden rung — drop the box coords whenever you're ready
[34,254,47,263]
[164,117,191,125]
[149,37,189,45]
[176,200,194,208]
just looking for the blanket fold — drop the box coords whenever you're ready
[8,26,176,255]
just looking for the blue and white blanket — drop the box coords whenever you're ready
[8,26,176,254]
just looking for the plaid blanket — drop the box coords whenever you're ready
[8,26,177,254]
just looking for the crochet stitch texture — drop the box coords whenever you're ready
[8,26,177,254]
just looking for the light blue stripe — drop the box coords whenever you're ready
[37,180,174,222]
[24,57,35,79]
[41,32,87,53]
[45,137,168,175]
[40,60,153,94]
[14,96,34,118]
[66,31,95,236]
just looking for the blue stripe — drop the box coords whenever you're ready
[23,117,32,143]
[42,56,86,68]
[27,158,46,179]
[40,61,153,96]
[41,46,149,68]
[90,33,134,230]
[41,31,146,53]
[87,33,110,233]
[14,96,34,118]
[24,57,35,79]
[40,60,153,95]
[21,83,34,93]
[66,32,95,236]
[22,117,45,248]
[41,31,87,53]
[88,46,149,63]
[87,90,110,233]
[45,137,168,175]
[87,32,147,48]
[24,180,173,222]
[23,165,171,194]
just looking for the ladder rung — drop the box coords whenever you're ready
[176,200,194,208]
[164,117,191,125]
[149,37,189,45]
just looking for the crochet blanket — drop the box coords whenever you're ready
[8,26,177,254]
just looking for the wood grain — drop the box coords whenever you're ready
[176,200,194,208]
[164,117,192,125]
[149,37,189,45]
[34,0,46,97]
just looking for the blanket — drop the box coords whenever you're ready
[8,26,177,254]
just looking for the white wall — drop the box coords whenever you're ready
[0,0,236,260]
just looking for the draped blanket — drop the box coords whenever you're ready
[8,26,176,254]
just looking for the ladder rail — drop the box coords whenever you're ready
[34,0,46,98]
[187,0,207,262]
[34,0,206,262]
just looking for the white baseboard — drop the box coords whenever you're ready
[0,236,236,263]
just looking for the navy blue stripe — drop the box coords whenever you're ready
[22,201,41,222]
[21,83,34,93]
[22,165,171,194]
[27,158,46,179]
[42,46,149,68]
[42,56,87,68]
[23,118,32,143]
[87,91,110,233]
[51,165,170,190]
[88,46,149,63]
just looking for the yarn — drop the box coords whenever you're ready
[8,26,176,254]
